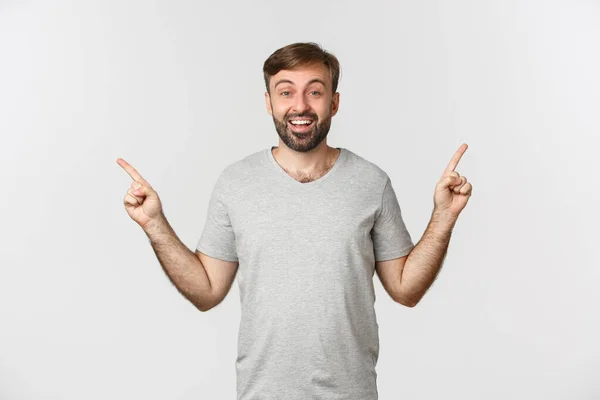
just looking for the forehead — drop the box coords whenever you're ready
[271,63,330,88]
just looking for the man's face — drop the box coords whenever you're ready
[265,63,339,153]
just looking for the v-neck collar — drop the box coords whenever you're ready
[266,146,348,188]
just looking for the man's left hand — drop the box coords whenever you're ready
[433,143,473,219]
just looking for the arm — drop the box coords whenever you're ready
[117,157,238,312]
[144,213,238,312]
[376,143,472,307]
[377,210,456,307]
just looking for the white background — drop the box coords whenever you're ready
[1,0,599,399]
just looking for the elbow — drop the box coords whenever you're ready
[403,299,419,308]
[196,304,214,312]
[194,302,209,312]
[193,299,216,312]
[190,290,219,312]
[394,291,421,308]
[397,298,419,308]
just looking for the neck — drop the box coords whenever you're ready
[271,141,339,174]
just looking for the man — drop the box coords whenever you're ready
[117,42,472,400]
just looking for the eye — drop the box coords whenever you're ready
[280,91,290,96]
[310,91,321,95]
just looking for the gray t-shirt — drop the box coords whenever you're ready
[197,146,414,400]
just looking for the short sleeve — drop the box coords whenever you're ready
[371,177,414,262]
[196,171,239,262]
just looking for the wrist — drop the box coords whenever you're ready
[143,213,170,239]
[432,208,458,226]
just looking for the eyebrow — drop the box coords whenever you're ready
[274,78,326,90]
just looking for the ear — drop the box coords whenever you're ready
[330,92,340,117]
[265,91,273,116]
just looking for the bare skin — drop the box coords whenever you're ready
[274,147,340,183]
[114,63,344,312]
[116,158,237,312]
[375,144,472,307]
[265,62,341,182]
[117,61,473,311]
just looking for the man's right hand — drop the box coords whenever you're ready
[117,158,164,230]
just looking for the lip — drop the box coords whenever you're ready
[288,119,314,133]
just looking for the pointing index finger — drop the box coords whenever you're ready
[442,143,468,178]
[116,158,149,185]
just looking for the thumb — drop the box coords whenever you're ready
[133,182,154,197]
[440,175,461,189]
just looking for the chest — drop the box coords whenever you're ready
[229,188,379,259]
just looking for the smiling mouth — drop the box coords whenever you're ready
[288,119,315,133]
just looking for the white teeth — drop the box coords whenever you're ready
[290,120,312,125]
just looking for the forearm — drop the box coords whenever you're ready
[399,209,457,306]
[143,214,214,311]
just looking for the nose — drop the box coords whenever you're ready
[292,93,311,115]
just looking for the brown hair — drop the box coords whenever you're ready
[263,42,341,95]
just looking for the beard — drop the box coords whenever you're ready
[271,104,333,153]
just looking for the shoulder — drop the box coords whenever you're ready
[221,148,265,177]
[343,148,390,189]
[212,148,268,193]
